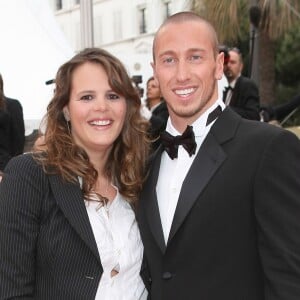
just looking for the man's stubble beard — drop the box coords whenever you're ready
[168,82,216,119]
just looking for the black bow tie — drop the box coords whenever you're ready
[160,125,196,160]
[160,106,222,160]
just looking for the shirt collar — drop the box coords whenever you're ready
[166,98,224,137]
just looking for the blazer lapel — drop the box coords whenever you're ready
[143,147,166,253]
[48,175,101,263]
[230,76,241,106]
[167,108,240,245]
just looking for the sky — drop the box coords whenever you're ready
[0,0,74,133]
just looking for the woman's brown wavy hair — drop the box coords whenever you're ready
[35,48,150,206]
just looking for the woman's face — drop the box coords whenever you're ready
[64,61,127,156]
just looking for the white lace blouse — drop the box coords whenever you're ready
[85,188,147,300]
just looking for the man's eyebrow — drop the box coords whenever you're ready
[158,50,175,58]
[187,48,206,53]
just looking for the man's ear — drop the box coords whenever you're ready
[215,52,224,80]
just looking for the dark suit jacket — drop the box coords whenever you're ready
[0,154,102,299]
[149,102,169,151]
[5,97,25,156]
[138,108,300,300]
[228,75,260,120]
[0,109,11,170]
[0,97,25,170]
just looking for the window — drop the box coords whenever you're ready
[56,0,62,10]
[164,1,171,19]
[113,10,122,41]
[94,16,103,46]
[138,7,147,34]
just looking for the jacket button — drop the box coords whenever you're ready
[162,271,172,280]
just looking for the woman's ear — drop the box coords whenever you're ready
[63,107,70,121]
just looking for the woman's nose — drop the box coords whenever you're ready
[93,97,107,111]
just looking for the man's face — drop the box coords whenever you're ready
[224,50,243,83]
[152,20,223,131]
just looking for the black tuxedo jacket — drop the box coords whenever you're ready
[138,108,300,300]
[0,154,102,299]
[228,75,260,120]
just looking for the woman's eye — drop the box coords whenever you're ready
[80,94,93,101]
[107,93,120,100]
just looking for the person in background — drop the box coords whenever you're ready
[0,48,149,300]
[32,132,46,151]
[0,73,25,155]
[223,47,260,120]
[260,93,300,124]
[0,73,25,170]
[0,86,11,171]
[146,76,169,151]
[145,76,167,118]
[217,45,229,100]
[137,11,300,300]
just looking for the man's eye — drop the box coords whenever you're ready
[190,55,202,62]
[163,57,175,64]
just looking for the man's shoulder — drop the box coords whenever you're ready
[237,75,257,87]
[220,108,287,138]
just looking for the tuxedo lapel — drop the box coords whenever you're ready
[167,133,226,244]
[167,108,240,245]
[48,175,101,263]
[143,147,166,253]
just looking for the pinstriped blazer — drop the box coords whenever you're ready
[0,153,102,299]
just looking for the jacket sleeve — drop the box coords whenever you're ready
[7,99,25,155]
[254,129,300,298]
[0,154,48,299]
[231,77,260,121]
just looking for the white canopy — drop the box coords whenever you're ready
[0,0,74,133]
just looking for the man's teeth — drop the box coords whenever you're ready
[90,120,111,126]
[175,88,195,96]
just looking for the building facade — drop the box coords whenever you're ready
[47,0,191,96]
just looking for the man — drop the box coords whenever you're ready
[223,47,260,120]
[138,12,300,299]
[0,73,25,159]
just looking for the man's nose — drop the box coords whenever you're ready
[176,60,190,82]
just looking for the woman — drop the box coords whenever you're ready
[0,48,150,299]
[145,76,169,151]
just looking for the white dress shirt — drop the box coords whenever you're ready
[85,187,147,300]
[156,99,225,244]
